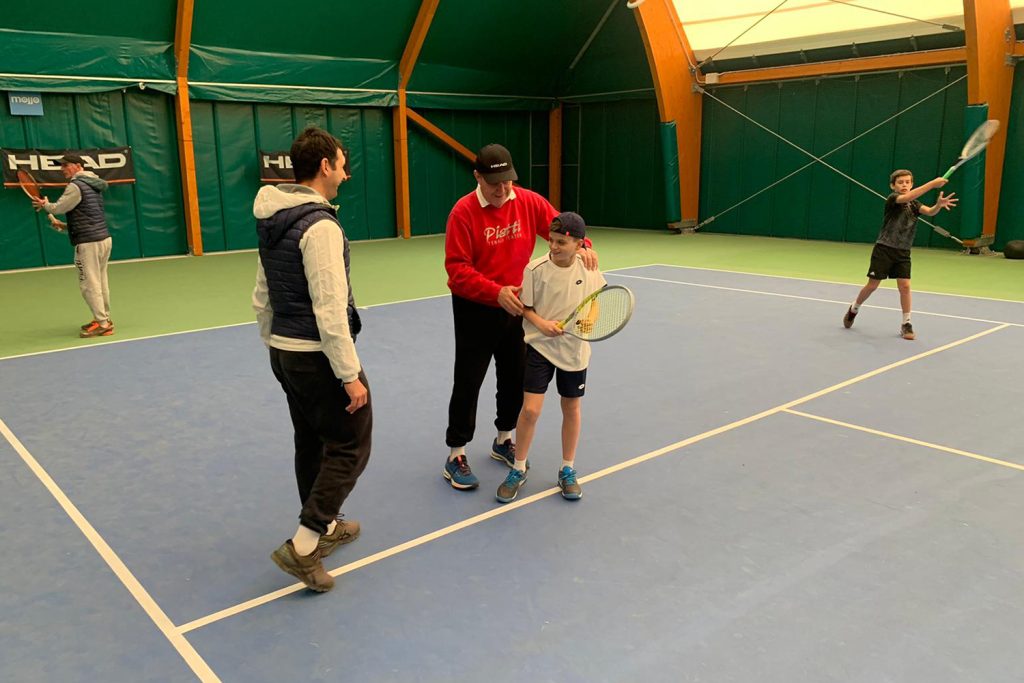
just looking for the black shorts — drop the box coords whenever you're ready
[867,243,912,280]
[523,346,587,398]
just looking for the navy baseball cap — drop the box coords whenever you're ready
[474,144,518,183]
[59,153,85,165]
[550,211,586,239]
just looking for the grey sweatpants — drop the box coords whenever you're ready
[74,237,112,323]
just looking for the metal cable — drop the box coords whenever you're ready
[698,0,790,68]
[827,0,961,32]
[695,74,967,244]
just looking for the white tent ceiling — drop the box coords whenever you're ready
[673,0,1024,61]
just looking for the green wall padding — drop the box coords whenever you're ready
[699,67,968,246]
[407,109,543,236]
[995,62,1024,249]
[189,101,397,250]
[564,99,668,230]
[955,104,988,242]
[0,90,185,270]
[660,122,681,223]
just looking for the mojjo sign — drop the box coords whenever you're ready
[8,92,43,116]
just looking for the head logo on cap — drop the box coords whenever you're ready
[474,144,518,184]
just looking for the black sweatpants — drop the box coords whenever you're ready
[445,294,526,448]
[269,347,373,535]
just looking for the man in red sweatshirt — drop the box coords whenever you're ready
[442,144,598,490]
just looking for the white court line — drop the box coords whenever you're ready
[0,417,220,682]
[785,409,1024,473]
[177,322,1010,634]
[608,272,1024,327]
[0,265,653,363]
[645,262,1024,306]
[0,294,455,362]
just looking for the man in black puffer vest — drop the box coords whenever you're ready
[33,153,114,338]
[252,127,372,593]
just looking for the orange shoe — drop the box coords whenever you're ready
[80,321,114,338]
[81,319,113,331]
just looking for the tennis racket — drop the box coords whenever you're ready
[557,285,635,341]
[17,169,42,200]
[941,119,999,180]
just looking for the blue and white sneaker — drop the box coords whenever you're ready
[491,438,529,470]
[557,466,582,500]
[496,468,528,503]
[443,454,479,490]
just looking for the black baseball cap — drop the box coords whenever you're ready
[550,211,586,239]
[59,153,85,165]
[474,144,517,183]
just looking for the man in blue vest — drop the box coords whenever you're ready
[33,153,114,337]
[252,127,372,593]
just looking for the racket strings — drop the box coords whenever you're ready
[17,170,41,198]
[960,120,999,159]
[572,288,632,340]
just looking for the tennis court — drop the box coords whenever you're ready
[3,260,1024,681]
[4,1,1024,681]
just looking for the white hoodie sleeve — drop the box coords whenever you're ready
[252,256,272,345]
[299,219,361,382]
[44,183,82,215]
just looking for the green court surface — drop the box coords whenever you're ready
[2,229,1022,359]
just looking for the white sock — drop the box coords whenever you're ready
[497,430,513,444]
[513,459,527,473]
[292,525,320,556]
[561,460,574,471]
[326,520,337,535]
[449,446,465,461]
[903,313,911,324]
[850,301,860,313]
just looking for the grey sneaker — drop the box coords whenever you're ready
[318,517,360,558]
[271,540,334,592]
[901,322,915,340]
[557,466,582,500]
[496,468,528,504]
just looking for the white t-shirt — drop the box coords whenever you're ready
[521,253,607,371]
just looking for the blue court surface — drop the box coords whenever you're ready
[2,265,1024,682]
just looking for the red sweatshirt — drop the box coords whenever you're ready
[445,186,559,306]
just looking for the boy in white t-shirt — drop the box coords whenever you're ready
[496,212,606,503]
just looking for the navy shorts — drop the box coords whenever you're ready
[867,243,912,280]
[523,346,587,398]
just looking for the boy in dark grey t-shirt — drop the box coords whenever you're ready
[843,169,957,340]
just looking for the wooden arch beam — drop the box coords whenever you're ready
[715,47,967,86]
[963,0,1015,242]
[394,0,441,239]
[633,0,702,228]
[174,0,202,255]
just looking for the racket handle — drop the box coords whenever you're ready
[941,165,957,180]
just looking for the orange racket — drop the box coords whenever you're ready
[17,169,42,200]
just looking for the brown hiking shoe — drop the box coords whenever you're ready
[843,307,857,329]
[318,518,360,558]
[271,540,334,592]
[901,322,915,340]
[80,321,113,338]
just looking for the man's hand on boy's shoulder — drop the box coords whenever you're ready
[580,247,599,270]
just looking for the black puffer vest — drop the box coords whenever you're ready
[257,203,361,341]
[66,178,110,246]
